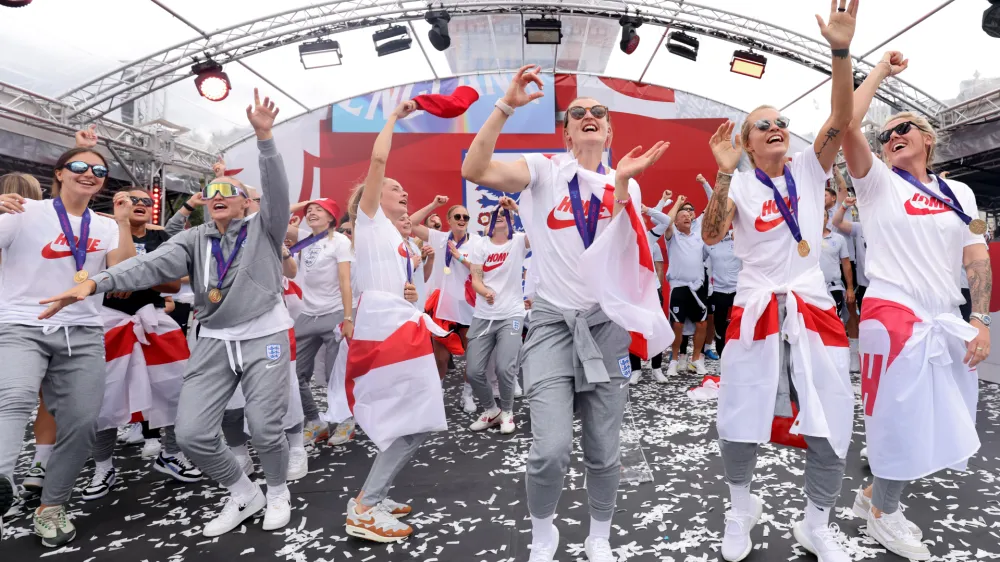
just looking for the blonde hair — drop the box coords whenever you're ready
[0,173,43,200]
[881,111,937,166]
[740,104,778,169]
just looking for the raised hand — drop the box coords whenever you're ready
[75,125,99,149]
[661,189,673,202]
[709,121,742,174]
[696,174,706,184]
[434,194,449,206]
[394,100,418,120]
[212,156,226,178]
[816,0,858,50]
[617,141,669,180]
[879,50,909,77]
[112,191,133,223]
[673,194,688,209]
[187,192,205,207]
[246,88,280,140]
[502,65,545,109]
[39,281,97,320]
[498,195,518,212]
[844,196,856,207]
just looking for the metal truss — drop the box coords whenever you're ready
[934,87,1000,131]
[56,0,944,121]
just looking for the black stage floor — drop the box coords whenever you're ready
[3,358,1000,562]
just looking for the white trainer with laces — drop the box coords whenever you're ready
[792,521,850,562]
[119,423,144,445]
[584,536,615,562]
[141,438,162,459]
[328,418,356,446]
[676,356,688,372]
[628,368,642,386]
[154,452,203,483]
[379,497,412,518]
[82,465,118,501]
[527,525,560,562]
[287,447,309,481]
[470,408,502,431]
[692,358,709,375]
[721,494,763,562]
[345,498,412,542]
[461,383,477,413]
[513,379,524,398]
[499,411,515,434]
[652,367,668,383]
[666,360,679,378]
[851,488,920,538]
[865,507,930,560]
[203,487,266,537]
[262,489,291,531]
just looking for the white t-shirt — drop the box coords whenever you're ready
[294,228,355,317]
[820,231,849,292]
[840,220,868,286]
[520,153,641,312]
[469,233,529,320]
[0,199,120,327]
[353,206,409,296]
[666,216,707,290]
[728,150,830,293]
[852,157,985,313]
[647,230,664,289]
[199,301,293,341]
[427,228,480,324]
[706,229,740,294]
[405,237,429,310]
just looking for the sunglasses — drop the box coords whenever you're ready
[203,182,246,199]
[754,116,790,131]
[64,161,108,178]
[567,105,609,120]
[129,196,153,206]
[452,214,470,222]
[877,121,923,145]
[338,228,352,235]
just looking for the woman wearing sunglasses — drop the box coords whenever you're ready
[0,128,137,547]
[462,64,669,562]
[700,2,859,560]
[840,51,990,560]
[40,90,297,538]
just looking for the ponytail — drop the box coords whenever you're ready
[347,183,365,248]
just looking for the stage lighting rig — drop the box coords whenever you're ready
[619,16,643,55]
[524,17,562,45]
[666,31,699,61]
[192,60,231,102]
[426,9,452,51]
[730,50,767,79]
[373,25,412,56]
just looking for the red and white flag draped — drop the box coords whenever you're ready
[344,290,449,451]
[578,171,673,360]
[98,305,189,431]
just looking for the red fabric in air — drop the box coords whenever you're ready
[412,86,480,118]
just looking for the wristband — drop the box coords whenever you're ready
[717,171,734,177]
[343,316,353,323]
[842,201,851,209]
[831,48,850,59]
[183,202,195,212]
[494,99,514,117]
[615,198,630,205]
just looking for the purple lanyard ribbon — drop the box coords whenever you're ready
[288,229,329,255]
[487,208,513,240]
[754,166,803,243]
[444,233,467,268]
[567,163,607,249]
[403,240,413,284]
[210,224,249,290]
[892,167,971,225]
[52,197,91,273]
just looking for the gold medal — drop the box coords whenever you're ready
[208,288,223,303]
[74,270,89,284]
[443,266,451,275]
[969,218,987,236]
[797,239,810,257]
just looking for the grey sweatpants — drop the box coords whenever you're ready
[222,407,300,447]
[360,432,432,507]
[521,317,631,522]
[293,311,344,422]
[174,332,290,488]
[466,315,523,412]
[0,324,106,505]
[93,425,179,462]
[720,436,846,508]
[871,477,907,514]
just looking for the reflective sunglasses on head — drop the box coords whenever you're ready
[452,213,470,222]
[203,181,246,199]
[129,196,153,206]
[877,121,923,145]
[567,105,609,120]
[64,161,108,178]
[753,116,790,131]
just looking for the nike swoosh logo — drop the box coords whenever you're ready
[753,214,785,232]
[482,261,505,272]
[40,243,102,259]
[903,200,951,216]
[265,363,281,369]
[545,207,612,230]
[620,381,629,389]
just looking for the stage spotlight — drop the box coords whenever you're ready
[524,17,562,45]
[0,0,32,6]
[373,25,412,56]
[299,39,343,69]
[666,31,698,61]
[985,0,1000,38]
[730,50,767,79]
[191,60,231,102]
[426,10,452,51]
[619,16,642,54]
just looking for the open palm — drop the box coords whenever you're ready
[246,88,280,133]
[709,121,742,173]
[816,0,858,50]
[503,65,545,108]
[617,141,669,180]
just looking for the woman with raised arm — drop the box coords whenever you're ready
[840,50,990,561]
[463,64,669,562]
[0,128,136,548]
[699,2,859,561]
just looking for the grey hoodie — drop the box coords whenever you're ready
[92,138,289,329]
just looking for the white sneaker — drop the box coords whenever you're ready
[652,367,668,383]
[692,358,708,375]
[584,536,615,561]
[303,420,329,444]
[721,494,763,561]
[514,379,524,398]
[262,489,291,531]
[328,418,356,446]
[154,452,203,483]
[859,446,869,466]
[234,452,255,476]
[865,507,930,560]
[666,360,679,378]
[470,408,502,431]
[851,488,921,538]
[676,356,688,372]
[628,369,643,386]
[203,487,266,537]
[82,465,118,501]
[141,438,162,459]
[379,497,412,518]
[792,521,850,562]
[287,447,308,481]
[641,359,651,370]
[528,524,560,562]
[119,423,144,445]
[345,498,412,542]
[461,383,477,413]
[499,411,515,434]
[22,462,45,493]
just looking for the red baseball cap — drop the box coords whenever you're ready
[306,198,341,226]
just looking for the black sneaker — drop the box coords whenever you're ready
[22,462,45,492]
[0,476,14,536]
[81,466,117,501]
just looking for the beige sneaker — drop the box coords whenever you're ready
[345,498,412,542]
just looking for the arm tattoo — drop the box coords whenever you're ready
[702,171,733,241]
[815,127,842,159]
[471,265,484,283]
[967,258,993,314]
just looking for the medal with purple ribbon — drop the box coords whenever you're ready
[443,233,467,275]
[403,240,413,284]
[754,166,810,257]
[288,229,329,255]
[892,167,986,235]
[52,197,92,283]
[566,163,607,249]
[487,207,513,240]
[208,224,249,303]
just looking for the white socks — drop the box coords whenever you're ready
[231,445,249,458]
[267,483,289,499]
[95,458,113,473]
[805,499,831,530]
[228,473,257,504]
[531,514,556,546]
[728,482,752,514]
[33,444,53,467]
[287,431,305,450]
[484,406,501,418]
[589,516,611,539]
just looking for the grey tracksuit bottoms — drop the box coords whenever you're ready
[94,425,179,462]
[871,478,907,514]
[0,324,106,505]
[360,432,432,507]
[466,315,523,412]
[175,332,290,488]
[293,311,344,423]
